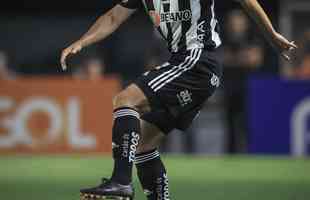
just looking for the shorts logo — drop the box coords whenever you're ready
[177,90,192,107]
[211,74,220,88]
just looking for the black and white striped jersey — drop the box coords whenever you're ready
[119,0,221,53]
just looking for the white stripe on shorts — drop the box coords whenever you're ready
[148,49,197,89]
[152,49,202,92]
[154,49,202,92]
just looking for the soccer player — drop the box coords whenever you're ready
[61,0,297,199]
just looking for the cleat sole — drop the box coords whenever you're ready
[80,193,132,200]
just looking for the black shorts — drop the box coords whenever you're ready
[135,48,222,134]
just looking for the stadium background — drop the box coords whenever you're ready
[1,0,310,199]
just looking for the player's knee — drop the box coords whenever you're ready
[113,92,131,108]
[136,138,161,153]
[136,141,158,154]
[113,90,140,111]
[113,85,150,114]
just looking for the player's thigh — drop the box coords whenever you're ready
[113,84,151,113]
[137,120,165,153]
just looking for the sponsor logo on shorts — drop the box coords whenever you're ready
[177,90,192,107]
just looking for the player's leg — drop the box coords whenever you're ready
[134,49,220,200]
[80,84,151,200]
[110,84,150,184]
[135,120,171,200]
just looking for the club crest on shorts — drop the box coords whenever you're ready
[177,90,192,107]
[211,74,220,87]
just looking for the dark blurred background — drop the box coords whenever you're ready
[0,0,278,77]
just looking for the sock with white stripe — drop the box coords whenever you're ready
[136,149,170,200]
[111,107,140,185]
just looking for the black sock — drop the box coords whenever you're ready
[135,149,170,200]
[111,107,140,185]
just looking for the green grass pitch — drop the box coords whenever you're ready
[1,155,310,200]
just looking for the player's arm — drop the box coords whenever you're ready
[60,5,136,70]
[237,0,297,60]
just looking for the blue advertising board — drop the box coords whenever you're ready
[248,76,310,156]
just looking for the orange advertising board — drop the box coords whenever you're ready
[0,77,121,154]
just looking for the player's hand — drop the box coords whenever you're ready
[271,32,297,61]
[60,41,83,71]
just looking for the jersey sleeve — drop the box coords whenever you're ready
[118,0,143,10]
